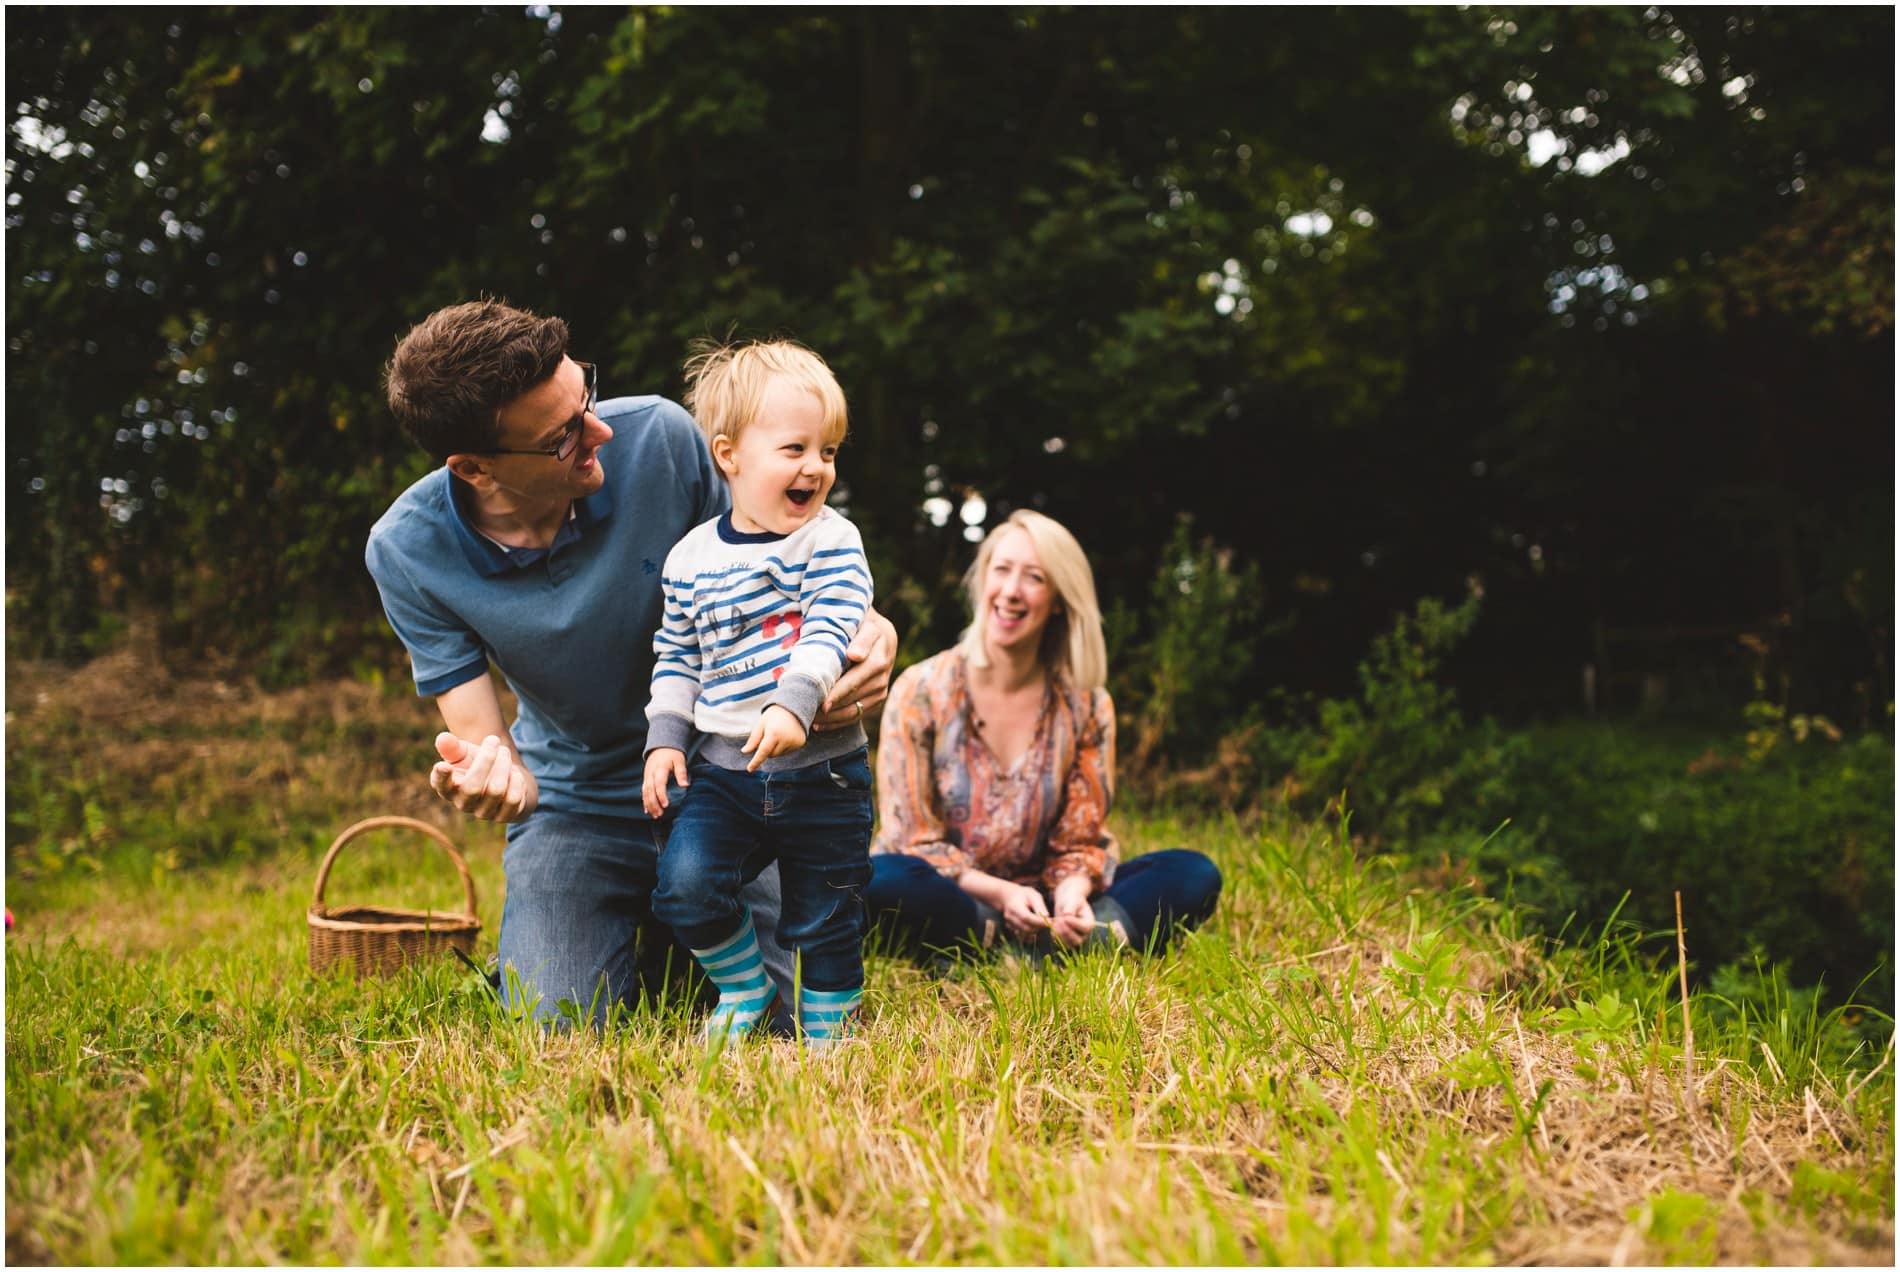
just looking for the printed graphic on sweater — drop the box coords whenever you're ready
[647,507,872,742]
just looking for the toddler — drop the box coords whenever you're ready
[642,339,874,1048]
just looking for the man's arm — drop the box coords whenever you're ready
[811,605,899,731]
[431,675,539,822]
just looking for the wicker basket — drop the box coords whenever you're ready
[307,816,481,978]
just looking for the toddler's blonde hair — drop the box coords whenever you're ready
[682,337,848,457]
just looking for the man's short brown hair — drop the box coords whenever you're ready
[384,300,570,462]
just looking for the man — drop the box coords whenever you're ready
[366,300,895,1026]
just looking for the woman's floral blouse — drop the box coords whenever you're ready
[872,647,1117,891]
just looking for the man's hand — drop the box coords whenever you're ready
[1050,874,1097,949]
[642,747,688,817]
[813,606,898,731]
[742,704,807,772]
[431,732,538,823]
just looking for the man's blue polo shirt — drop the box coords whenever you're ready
[365,395,728,820]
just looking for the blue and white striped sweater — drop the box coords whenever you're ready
[645,507,871,764]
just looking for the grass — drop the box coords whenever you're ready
[5,634,1895,1264]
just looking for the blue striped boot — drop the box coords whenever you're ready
[797,985,862,1051]
[690,912,777,1044]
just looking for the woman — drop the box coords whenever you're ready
[866,510,1221,961]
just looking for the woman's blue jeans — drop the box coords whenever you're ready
[863,849,1222,960]
[498,809,797,1026]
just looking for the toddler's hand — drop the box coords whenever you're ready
[741,705,807,772]
[642,747,688,816]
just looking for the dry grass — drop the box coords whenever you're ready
[4,636,1894,1264]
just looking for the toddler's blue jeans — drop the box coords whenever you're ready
[497,810,796,1027]
[651,747,874,993]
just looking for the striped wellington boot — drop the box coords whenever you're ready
[689,912,777,1043]
[796,985,862,1051]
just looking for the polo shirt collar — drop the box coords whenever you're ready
[446,468,615,577]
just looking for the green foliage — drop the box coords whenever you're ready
[1629,1189,1721,1265]
[1385,902,1462,1015]
[1550,989,1640,1050]
[1790,1160,1887,1227]
[1273,589,1530,851]
[5,6,1892,729]
[1503,724,1894,1009]
[1298,591,1476,818]
[4,673,448,888]
[1232,588,1893,1010]
[1703,954,1886,1095]
[1701,157,1895,340]
[1115,520,1267,775]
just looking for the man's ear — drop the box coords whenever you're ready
[445,454,489,486]
[710,434,739,478]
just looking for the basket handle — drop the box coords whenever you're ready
[312,815,478,917]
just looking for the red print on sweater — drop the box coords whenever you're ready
[762,612,802,681]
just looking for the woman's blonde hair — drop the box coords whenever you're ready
[681,337,848,455]
[959,510,1107,692]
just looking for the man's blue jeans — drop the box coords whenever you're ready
[497,809,797,1026]
[863,849,1223,960]
[651,748,874,993]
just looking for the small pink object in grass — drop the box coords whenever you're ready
[4,908,12,930]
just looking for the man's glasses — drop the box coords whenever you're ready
[486,361,596,460]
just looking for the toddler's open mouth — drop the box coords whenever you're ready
[786,489,815,507]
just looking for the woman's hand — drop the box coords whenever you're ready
[996,882,1054,940]
[958,869,1053,940]
[1050,874,1097,949]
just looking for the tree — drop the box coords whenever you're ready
[7,6,1890,724]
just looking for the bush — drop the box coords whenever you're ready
[1266,589,1533,851]
[1113,520,1269,790]
[1241,588,1894,1009]
[1505,723,1893,1007]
